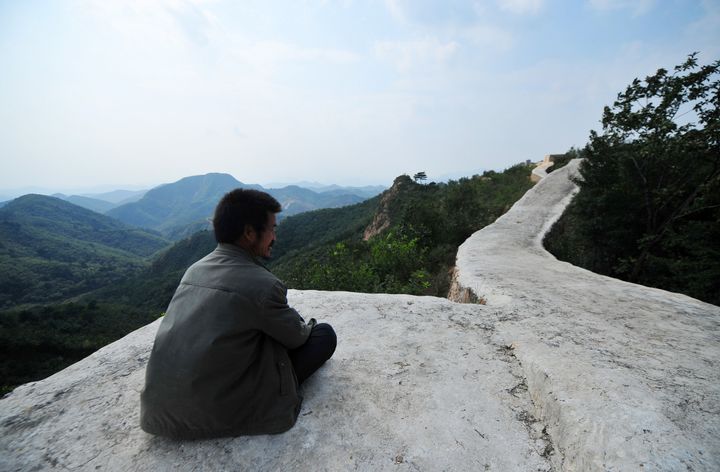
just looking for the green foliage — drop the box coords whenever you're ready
[271,196,380,261]
[0,195,170,308]
[0,301,159,395]
[87,230,217,312]
[545,53,720,305]
[305,242,379,292]
[273,164,535,296]
[273,231,432,295]
[0,231,216,394]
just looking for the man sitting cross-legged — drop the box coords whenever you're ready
[140,189,337,439]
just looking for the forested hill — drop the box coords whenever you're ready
[271,196,381,261]
[270,163,537,296]
[87,230,218,313]
[51,194,117,213]
[0,195,169,308]
[0,195,168,256]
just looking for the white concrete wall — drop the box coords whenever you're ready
[451,160,720,471]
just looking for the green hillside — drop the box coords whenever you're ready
[0,229,212,395]
[271,196,380,262]
[87,230,217,312]
[82,196,378,315]
[0,195,170,308]
[271,164,536,296]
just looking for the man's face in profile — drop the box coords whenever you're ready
[253,212,277,260]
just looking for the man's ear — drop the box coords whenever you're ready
[242,223,257,243]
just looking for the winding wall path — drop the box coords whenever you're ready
[451,159,720,470]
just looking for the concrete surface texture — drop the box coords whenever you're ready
[0,295,554,471]
[1,160,718,471]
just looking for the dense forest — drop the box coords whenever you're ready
[545,54,719,306]
[0,302,157,393]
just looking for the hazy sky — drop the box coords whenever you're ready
[1,0,718,193]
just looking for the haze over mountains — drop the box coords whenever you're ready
[103,173,384,239]
[1,173,385,239]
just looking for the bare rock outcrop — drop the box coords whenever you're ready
[363,175,413,240]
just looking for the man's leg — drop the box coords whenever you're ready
[288,323,337,385]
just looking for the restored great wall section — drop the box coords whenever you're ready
[449,160,720,470]
[1,161,718,470]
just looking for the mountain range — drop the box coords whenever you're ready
[0,173,385,308]
[104,173,382,239]
[10,173,382,239]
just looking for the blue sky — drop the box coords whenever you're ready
[1,0,718,194]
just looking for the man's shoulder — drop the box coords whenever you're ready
[183,247,282,292]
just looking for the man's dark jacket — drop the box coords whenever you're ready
[140,243,312,439]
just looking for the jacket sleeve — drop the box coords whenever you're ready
[258,280,312,349]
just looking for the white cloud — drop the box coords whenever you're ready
[496,0,544,14]
[375,38,458,72]
[588,0,656,16]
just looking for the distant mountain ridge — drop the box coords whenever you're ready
[106,173,379,239]
[46,189,147,214]
[106,173,248,236]
[265,182,386,198]
[51,194,116,213]
[82,189,147,204]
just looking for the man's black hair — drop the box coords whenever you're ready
[213,189,281,244]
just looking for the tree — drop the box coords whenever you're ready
[413,172,427,183]
[549,53,720,304]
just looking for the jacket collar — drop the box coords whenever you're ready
[215,243,269,270]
